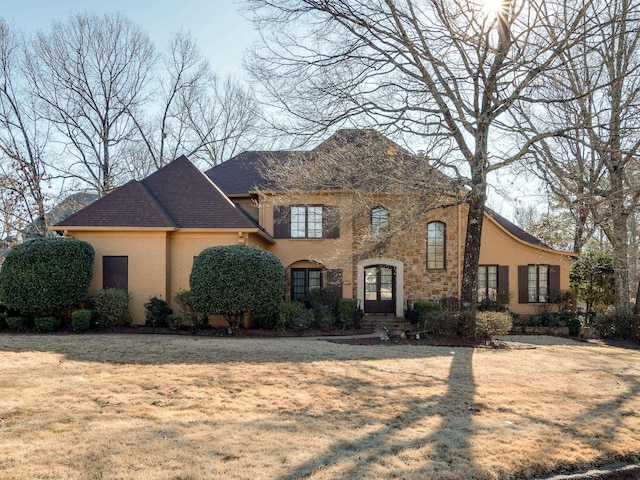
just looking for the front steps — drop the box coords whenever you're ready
[364,314,414,333]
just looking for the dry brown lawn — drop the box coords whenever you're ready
[0,333,639,480]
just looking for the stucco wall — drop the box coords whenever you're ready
[261,194,355,297]
[480,216,574,316]
[68,230,170,325]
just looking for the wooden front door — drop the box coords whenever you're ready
[364,265,395,314]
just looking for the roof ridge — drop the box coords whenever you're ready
[137,180,177,228]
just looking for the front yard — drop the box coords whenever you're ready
[0,334,638,479]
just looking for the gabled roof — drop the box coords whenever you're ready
[55,156,259,230]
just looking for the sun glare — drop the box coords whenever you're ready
[482,0,505,14]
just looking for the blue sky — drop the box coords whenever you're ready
[1,0,256,78]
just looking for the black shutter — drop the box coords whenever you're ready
[517,265,528,303]
[497,265,509,304]
[273,206,291,238]
[103,256,128,291]
[549,265,561,299]
[323,206,340,239]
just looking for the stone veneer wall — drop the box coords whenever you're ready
[350,205,464,306]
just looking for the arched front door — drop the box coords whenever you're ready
[364,265,396,314]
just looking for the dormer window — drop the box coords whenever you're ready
[371,207,389,234]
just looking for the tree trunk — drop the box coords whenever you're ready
[460,181,486,338]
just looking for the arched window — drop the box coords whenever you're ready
[427,221,446,269]
[371,207,389,234]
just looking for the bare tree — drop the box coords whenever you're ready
[244,0,595,331]
[526,0,640,317]
[0,20,50,237]
[182,75,263,169]
[27,12,156,195]
[127,32,263,176]
[128,31,209,173]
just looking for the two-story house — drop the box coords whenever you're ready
[51,130,575,325]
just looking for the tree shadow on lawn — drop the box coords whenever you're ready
[0,333,473,365]
[504,373,640,479]
[275,348,492,479]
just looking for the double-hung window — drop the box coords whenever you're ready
[273,205,339,239]
[291,205,323,238]
[528,265,549,303]
[477,265,498,302]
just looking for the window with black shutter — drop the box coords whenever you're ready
[273,205,339,239]
[518,264,559,303]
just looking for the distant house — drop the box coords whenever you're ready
[51,130,575,325]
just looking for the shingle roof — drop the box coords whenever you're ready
[485,208,550,248]
[206,128,441,195]
[55,156,258,230]
[205,150,292,195]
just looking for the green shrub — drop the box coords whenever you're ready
[278,301,315,331]
[593,311,636,339]
[174,290,208,333]
[144,296,172,328]
[424,311,459,336]
[568,317,582,337]
[167,315,183,331]
[314,305,335,331]
[414,301,441,324]
[34,316,61,333]
[90,289,130,329]
[337,298,359,329]
[6,316,29,332]
[0,237,94,317]
[71,309,92,332]
[475,311,513,339]
[190,245,284,329]
[477,298,507,312]
[0,312,7,330]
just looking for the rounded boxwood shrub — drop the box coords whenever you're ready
[71,309,92,332]
[89,289,130,329]
[6,316,29,332]
[190,245,284,330]
[0,237,94,317]
[34,316,61,333]
[174,289,208,333]
[144,296,172,328]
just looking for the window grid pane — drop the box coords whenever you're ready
[371,207,389,234]
[308,270,322,290]
[477,266,487,301]
[487,265,498,300]
[292,270,307,300]
[307,206,323,238]
[427,222,445,269]
[291,206,306,238]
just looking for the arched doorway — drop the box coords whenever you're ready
[364,265,395,313]
[357,258,404,316]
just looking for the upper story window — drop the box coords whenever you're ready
[273,205,340,239]
[291,205,323,238]
[426,221,446,269]
[371,207,389,234]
